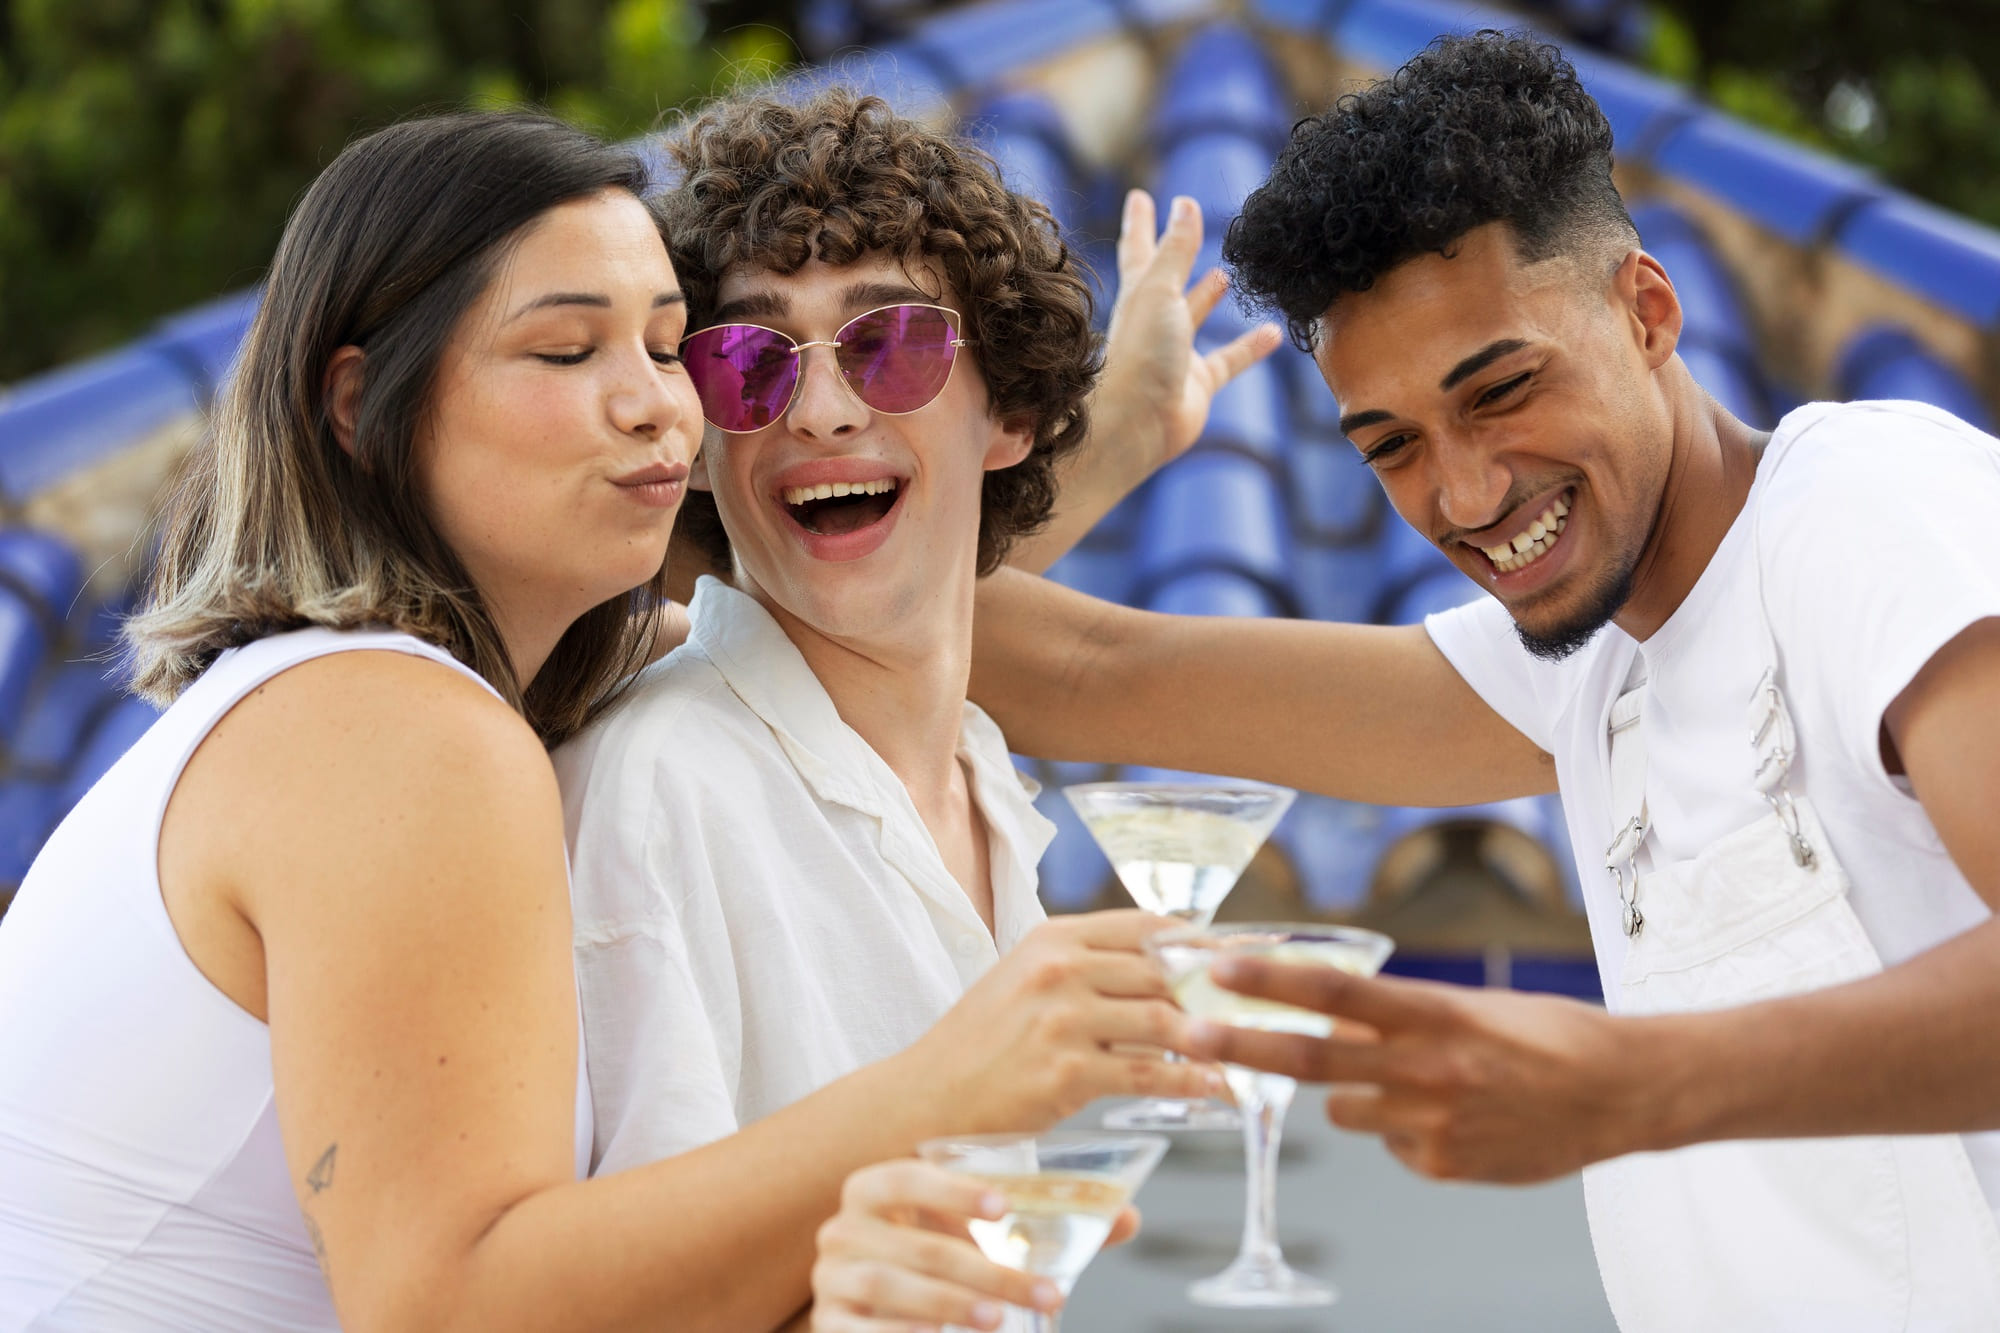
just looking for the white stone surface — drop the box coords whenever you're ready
[1057,1096,1617,1331]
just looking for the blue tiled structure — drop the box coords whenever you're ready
[1,0,1996,1006]
[0,349,200,505]
[1838,324,1992,429]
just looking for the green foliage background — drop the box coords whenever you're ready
[1645,0,2000,230]
[0,0,789,383]
[4,1,1995,385]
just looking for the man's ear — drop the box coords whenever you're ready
[1622,250,1682,370]
[983,420,1034,472]
[324,346,367,456]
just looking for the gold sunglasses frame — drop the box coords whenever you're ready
[683,302,975,435]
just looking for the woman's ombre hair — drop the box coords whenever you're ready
[127,111,671,745]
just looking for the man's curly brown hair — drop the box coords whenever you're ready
[659,87,1101,576]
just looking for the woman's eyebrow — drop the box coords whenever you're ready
[507,290,685,321]
[508,291,611,321]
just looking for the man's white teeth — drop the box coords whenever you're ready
[782,478,897,506]
[1482,495,1571,574]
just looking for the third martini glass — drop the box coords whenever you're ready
[1149,922,1395,1307]
[919,1131,1168,1333]
[1062,780,1296,1130]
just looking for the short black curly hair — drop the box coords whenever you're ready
[1224,31,1637,350]
[659,88,1100,577]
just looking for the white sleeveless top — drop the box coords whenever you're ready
[0,628,593,1331]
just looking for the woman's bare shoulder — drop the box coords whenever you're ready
[187,648,563,906]
[214,646,539,763]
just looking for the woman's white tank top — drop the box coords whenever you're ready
[0,628,594,1330]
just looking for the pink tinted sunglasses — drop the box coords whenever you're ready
[680,303,973,434]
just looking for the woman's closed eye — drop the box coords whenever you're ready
[533,346,685,368]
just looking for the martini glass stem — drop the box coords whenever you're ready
[1105,909,1237,1130]
[1151,910,1203,1074]
[1235,1067,1295,1269]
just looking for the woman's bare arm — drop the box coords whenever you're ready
[177,652,1207,1332]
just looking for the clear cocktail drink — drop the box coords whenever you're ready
[962,1172,1131,1294]
[1167,938,1389,1035]
[1149,923,1395,1309]
[1077,804,1272,921]
[921,1132,1168,1333]
[1063,781,1296,1131]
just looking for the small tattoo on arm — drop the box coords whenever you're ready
[304,1213,330,1278]
[306,1143,337,1194]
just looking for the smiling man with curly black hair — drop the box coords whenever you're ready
[1225,32,1649,663]
[973,29,2000,1328]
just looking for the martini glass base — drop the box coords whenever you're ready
[1101,1097,1240,1131]
[1188,1255,1336,1308]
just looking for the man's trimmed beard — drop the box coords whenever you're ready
[1512,553,1637,662]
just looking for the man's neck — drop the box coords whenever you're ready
[1613,368,1772,642]
[762,578,996,931]
[784,607,974,796]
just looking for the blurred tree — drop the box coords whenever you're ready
[0,0,791,382]
[1645,0,2000,229]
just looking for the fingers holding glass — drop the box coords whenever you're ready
[812,1160,1058,1332]
[1148,923,1396,1308]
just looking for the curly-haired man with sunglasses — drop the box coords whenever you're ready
[550,88,1275,1328]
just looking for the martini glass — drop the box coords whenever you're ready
[1063,780,1296,1131]
[1148,922,1395,1308]
[919,1130,1169,1333]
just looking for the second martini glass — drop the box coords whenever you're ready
[1149,922,1395,1308]
[1063,780,1297,1131]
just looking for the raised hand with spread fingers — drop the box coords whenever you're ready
[1010,189,1282,572]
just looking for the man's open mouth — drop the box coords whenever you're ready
[780,478,902,536]
[1477,488,1571,575]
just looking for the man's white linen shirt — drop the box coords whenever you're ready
[555,576,1053,1176]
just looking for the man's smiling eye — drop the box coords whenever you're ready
[1476,372,1531,407]
[1361,434,1413,465]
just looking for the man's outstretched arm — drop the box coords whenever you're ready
[970,568,1554,808]
[1186,618,2000,1182]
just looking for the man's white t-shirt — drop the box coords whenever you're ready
[1426,399,2000,1217]
[554,577,1052,1175]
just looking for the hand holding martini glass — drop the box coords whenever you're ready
[1062,780,1296,1130]
[919,1131,1169,1333]
[1148,922,1395,1308]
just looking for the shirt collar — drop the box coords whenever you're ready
[687,576,880,808]
[685,576,1054,937]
